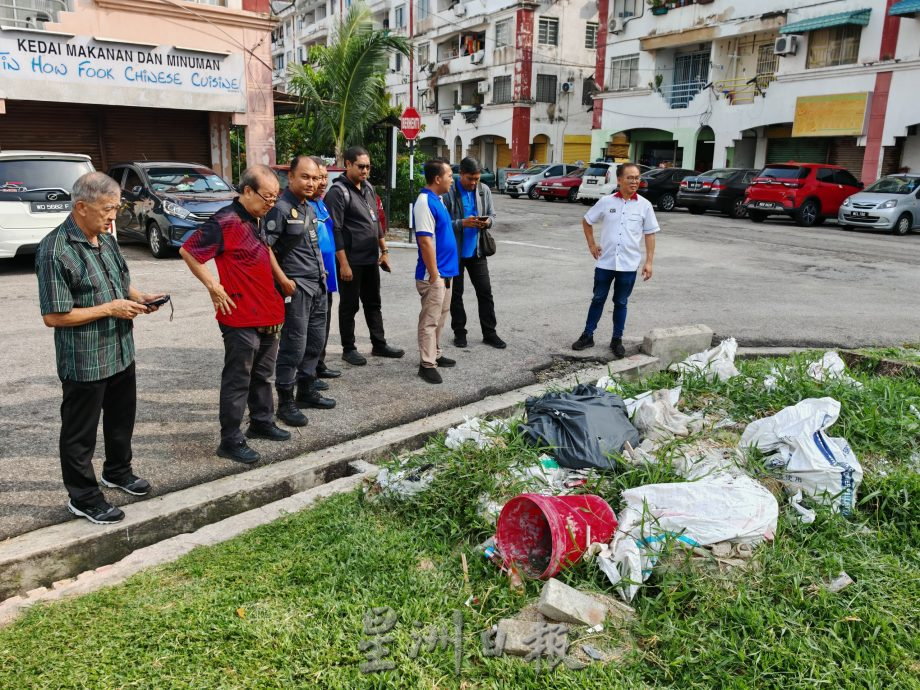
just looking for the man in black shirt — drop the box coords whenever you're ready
[324,146,404,366]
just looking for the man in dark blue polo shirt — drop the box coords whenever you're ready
[413,159,459,384]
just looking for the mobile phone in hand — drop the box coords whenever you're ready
[144,295,171,307]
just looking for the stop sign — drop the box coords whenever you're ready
[400,107,421,141]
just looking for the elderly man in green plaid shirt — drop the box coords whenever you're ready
[36,171,165,525]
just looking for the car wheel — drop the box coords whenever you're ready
[581,199,592,206]
[509,194,519,199]
[657,193,676,212]
[795,199,820,227]
[748,211,767,223]
[527,185,540,200]
[728,198,748,219]
[892,213,912,236]
[147,222,172,259]
[567,187,579,203]
[688,206,706,215]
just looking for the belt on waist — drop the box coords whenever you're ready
[256,324,283,335]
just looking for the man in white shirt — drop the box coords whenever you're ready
[572,162,658,358]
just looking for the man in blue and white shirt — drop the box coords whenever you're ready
[572,162,658,358]
[413,159,460,384]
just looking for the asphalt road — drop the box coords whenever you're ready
[2,197,918,539]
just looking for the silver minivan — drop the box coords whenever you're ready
[505,164,579,200]
[838,174,920,236]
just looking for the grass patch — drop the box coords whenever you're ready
[0,352,918,688]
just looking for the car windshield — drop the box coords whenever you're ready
[701,169,735,180]
[584,165,609,176]
[147,167,232,193]
[522,165,548,175]
[0,159,93,197]
[642,169,668,179]
[863,176,919,195]
[758,166,807,180]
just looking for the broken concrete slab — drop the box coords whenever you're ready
[642,324,714,368]
[537,578,607,628]
[497,618,544,657]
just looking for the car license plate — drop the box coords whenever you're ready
[851,211,869,217]
[30,201,71,213]
[586,179,596,184]
[757,202,775,209]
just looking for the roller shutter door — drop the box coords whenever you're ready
[0,101,102,169]
[532,138,548,163]
[766,137,829,164]
[562,135,591,164]
[828,137,864,176]
[495,137,512,169]
[880,143,904,178]
[101,107,210,168]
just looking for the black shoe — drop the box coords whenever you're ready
[453,333,468,348]
[311,378,330,391]
[371,344,405,358]
[436,356,456,368]
[572,333,594,351]
[277,387,308,427]
[217,440,261,464]
[245,422,291,441]
[418,365,443,384]
[610,338,626,359]
[67,500,125,525]
[483,334,507,349]
[296,377,336,410]
[317,366,342,379]
[342,349,367,366]
[100,474,151,496]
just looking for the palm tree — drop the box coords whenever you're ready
[288,2,411,164]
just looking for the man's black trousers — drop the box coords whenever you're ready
[338,263,386,351]
[219,325,280,444]
[450,256,497,338]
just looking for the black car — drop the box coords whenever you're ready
[678,168,760,219]
[637,168,695,211]
[107,162,236,258]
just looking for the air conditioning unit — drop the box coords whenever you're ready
[470,49,484,64]
[477,81,490,94]
[774,35,799,56]
[560,81,575,93]
[453,3,467,16]
[609,18,624,34]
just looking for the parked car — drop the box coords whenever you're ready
[744,162,863,227]
[270,163,345,190]
[451,164,496,189]
[637,167,695,212]
[838,174,920,236]
[108,162,236,258]
[535,168,585,202]
[678,168,760,219]
[577,162,653,204]
[506,164,579,199]
[0,150,94,259]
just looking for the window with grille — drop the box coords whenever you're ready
[806,25,861,69]
[395,53,402,71]
[538,18,559,46]
[585,22,598,49]
[417,43,430,66]
[394,5,405,29]
[609,54,639,90]
[755,43,778,87]
[417,0,429,21]
[495,18,512,48]
[493,75,512,103]
[536,74,557,103]
[612,0,638,18]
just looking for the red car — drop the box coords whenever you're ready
[535,168,585,203]
[744,162,863,227]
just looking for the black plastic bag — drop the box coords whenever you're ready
[519,384,639,470]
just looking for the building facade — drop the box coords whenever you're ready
[591,0,920,182]
[0,0,276,179]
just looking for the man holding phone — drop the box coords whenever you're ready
[440,157,505,350]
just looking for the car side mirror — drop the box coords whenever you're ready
[857,181,864,189]
[132,186,142,195]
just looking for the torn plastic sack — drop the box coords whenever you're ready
[370,461,436,500]
[518,384,639,470]
[739,397,863,514]
[631,388,704,442]
[592,473,778,600]
[806,351,863,388]
[671,337,741,383]
[445,416,509,450]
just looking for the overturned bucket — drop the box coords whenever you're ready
[496,493,618,579]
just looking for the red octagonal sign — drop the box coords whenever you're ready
[400,107,421,141]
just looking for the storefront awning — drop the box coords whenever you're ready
[780,9,871,34]
[889,0,920,16]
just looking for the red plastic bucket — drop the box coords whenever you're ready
[495,493,618,579]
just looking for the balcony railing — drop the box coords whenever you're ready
[0,0,69,29]
[656,80,705,109]
[711,73,775,105]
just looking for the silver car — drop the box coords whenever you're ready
[838,174,920,236]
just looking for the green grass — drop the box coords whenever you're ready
[0,352,918,688]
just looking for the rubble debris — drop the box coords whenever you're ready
[537,579,607,628]
[670,337,741,383]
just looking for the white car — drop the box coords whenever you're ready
[505,164,579,200]
[577,162,653,204]
[0,151,95,259]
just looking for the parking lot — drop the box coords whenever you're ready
[1,194,918,539]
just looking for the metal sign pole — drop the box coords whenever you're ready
[409,139,415,242]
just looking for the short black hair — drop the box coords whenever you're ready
[424,158,450,184]
[308,155,326,169]
[459,157,481,174]
[289,155,317,174]
[344,146,370,164]
[617,162,642,179]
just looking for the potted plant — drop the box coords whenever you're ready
[647,73,664,93]
[648,0,669,15]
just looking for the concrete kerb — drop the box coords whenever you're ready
[0,352,660,605]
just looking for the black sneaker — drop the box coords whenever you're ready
[371,344,405,358]
[246,422,291,441]
[217,440,261,464]
[100,474,151,496]
[67,500,125,525]
[418,366,443,384]
[436,356,456,368]
[342,349,367,366]
[572,333,594,351]
[316,365,342,379]
[453,333,468,348]
[483,334,507,349]
[610,338,626,359]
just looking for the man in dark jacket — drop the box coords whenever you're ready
[441,157,505,349]
[324,146,403,366]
